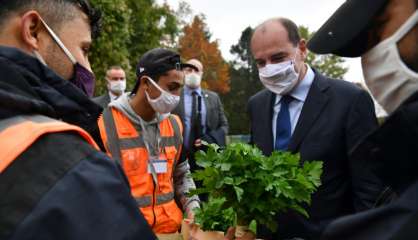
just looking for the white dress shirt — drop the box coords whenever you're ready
[272,66,315,147]
[108,91,120,101]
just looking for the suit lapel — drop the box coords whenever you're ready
[288,72,330,152]
[259,90,275,155]
[178,89,186,122]
[202,90,210,126]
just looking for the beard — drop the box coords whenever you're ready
[42,41,74,80]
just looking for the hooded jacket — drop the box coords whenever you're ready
[0,46,156,240]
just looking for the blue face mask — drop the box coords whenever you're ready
[36,17,96,97]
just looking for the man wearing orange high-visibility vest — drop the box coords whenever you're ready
[98,48,201,234]
[0,1,156,239]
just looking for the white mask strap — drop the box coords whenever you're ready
[391,10,418,42]
[145,76,165,93]
[39,17,77,64]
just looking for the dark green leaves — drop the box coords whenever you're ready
[193,197,236,232]
[192,143,323,232]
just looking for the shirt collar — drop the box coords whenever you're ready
[275,65,315,105]
[184,85,202,96]
[108,91,119,100]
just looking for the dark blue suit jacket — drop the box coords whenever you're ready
[248,69,384,239]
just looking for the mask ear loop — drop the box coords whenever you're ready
[38,17,77,64]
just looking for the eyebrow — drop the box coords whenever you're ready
[270,51,288,59]
[255,51,288,63]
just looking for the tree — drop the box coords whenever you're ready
[222,27,262,135]
[223,26,348,135]
[89,0,180,96]
[178,16,230,94]
[299,26,348,79]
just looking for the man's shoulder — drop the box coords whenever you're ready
[249,89,271,105]
[93,94,108,102]
[314,71,366,98]
[202,89,220,99]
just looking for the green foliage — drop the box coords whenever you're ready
[191,143,323,232]
[222,27,261,135]
[89,0,179,96]
[193,197,236,232]
[299,26,348,79]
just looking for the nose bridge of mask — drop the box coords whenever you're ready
[39,17,77,64]
[260,60,292,77]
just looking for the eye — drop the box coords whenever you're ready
[82,46,90,56]
[256,60,266,68]
[271,56,284,63]
[167,82,181,92]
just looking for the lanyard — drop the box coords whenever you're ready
[139,117,162,186]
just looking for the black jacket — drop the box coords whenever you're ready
[248,70,384,239]
[322,91,418,240]
[0,46,156,240]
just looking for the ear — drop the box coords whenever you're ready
[298,39,308,60]
[20,11,43,51]
[139,76,151,92]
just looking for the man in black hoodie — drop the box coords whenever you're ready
[0,1,155,239]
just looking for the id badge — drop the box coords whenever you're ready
[148,158,168,174]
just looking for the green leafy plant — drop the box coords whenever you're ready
[191,142,323,233]
[193,197,236,232]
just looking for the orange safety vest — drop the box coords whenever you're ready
[0,115,99,173]
[98,107,184,234]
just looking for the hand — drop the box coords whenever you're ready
[194,139,202,148]
[224,227,256,240]
[187,210,195,221]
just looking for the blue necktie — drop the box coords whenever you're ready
[275,95,293,151]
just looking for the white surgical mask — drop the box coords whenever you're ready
[185,73,202,88]
[108,79,126,95]
[361,10,418,114]
[145,77,180,114]
[258,59,300,95]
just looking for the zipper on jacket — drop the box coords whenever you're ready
[151,178,157,229]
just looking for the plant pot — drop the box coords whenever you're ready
[156,233,183,240]
[182,219,224,240]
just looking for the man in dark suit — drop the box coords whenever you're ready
[172,59,228,172]
[307,0,418,239]
[247,17,384,239]
[93,66,126,108]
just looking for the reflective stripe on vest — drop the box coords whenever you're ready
[98,108,185,232]
[0,115,99,173]
[101,108,182,163]
[135,192,175,208]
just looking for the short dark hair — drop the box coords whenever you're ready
[277,18,301,46]
[254,17,301,47]
[0,0,101,38]
[106,65,124,76]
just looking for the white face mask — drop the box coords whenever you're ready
[145,77,180,114]
[185,73,202,88]
[258,59,300,95]
[361,10,418,114]
[108,79,126,95]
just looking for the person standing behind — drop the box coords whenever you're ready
[248,17,383,239]
[172,59,229,172]
[93,65,127,108]
[97,48,200,234]
[307,0,418,239]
